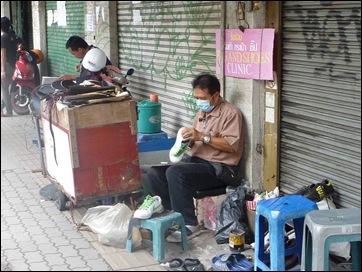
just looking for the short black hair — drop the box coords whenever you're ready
[65,35,89,51]
[192,73,220,95]
[1,16,11,33]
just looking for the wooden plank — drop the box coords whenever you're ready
[73,100,132,129]
[128,100,138,135]
[67,108,79,168]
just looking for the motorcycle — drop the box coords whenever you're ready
[10,46,42,115]
[101,65,134,96]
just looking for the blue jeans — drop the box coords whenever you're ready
[146,157,226,226]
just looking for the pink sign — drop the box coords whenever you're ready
[216,29,275,80]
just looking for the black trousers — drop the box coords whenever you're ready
[146,157,226,226]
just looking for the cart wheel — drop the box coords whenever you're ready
[56,191,68,211]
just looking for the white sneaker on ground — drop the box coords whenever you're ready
[166,224,201,243]
[133,195,164,219]
[169,127,190,163]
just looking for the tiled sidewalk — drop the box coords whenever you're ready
[1,115,163,271]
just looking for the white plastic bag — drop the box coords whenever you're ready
[82,203,132,248]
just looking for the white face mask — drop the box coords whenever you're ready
[196,95,214,112]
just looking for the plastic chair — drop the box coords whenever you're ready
[126,211,189,262]
[301,208,361,271]
[254,195,318,271]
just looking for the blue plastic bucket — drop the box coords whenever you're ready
[137,100,161,133]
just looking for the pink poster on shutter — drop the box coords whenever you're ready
[216,29,275,80]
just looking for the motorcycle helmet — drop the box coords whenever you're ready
[82,47,107,72]
[31,49,44,63]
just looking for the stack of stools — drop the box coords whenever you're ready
[254,195,318,271]
[301,208,361,271]
[126,211,189,262]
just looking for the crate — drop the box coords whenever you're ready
[41,99,141,206]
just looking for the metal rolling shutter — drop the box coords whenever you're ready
[45,1,85,77]
[116,1,221,136]
[280,1,361,208]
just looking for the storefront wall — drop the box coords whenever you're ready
[279,1,361,208]
[114,1,265,187]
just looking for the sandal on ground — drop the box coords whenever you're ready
[211,253,253,271]
[160,258,187,271]
[184,258,204,271]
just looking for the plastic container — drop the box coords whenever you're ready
[137,100,161,133]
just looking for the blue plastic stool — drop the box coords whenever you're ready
[301,208,361,271]
[254,195,318,271]
[126,212,189,262]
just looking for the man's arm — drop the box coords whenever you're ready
[183,128,235,153]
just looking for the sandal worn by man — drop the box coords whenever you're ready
[211,253,253,271]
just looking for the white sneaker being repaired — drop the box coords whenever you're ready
[166,225,201,243]
[169,127,190,163]
[133,195,164,219]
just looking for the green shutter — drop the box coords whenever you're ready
[45,1,85,76]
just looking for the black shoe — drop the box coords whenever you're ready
[295,185,309,195]
[321,179,336,196]
[303,183,325,202]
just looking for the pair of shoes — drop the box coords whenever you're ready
[211,253,253,271]
[302,179,336,202]
[161,258,204,271]
[169,127,191,163]
[166,224,201,243]
[133,195,164,219]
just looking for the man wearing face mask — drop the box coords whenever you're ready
[142,73,244,243]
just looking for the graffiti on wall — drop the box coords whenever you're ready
[293,3,361,81]
[120,1,219,117]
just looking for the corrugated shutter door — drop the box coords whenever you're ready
[116,1,221,136]
[45,1,85,77]
[280,1,361,208]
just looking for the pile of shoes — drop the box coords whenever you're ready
[296,179,336,202]
[161,258,205,271]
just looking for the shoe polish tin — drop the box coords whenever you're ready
[229,229,245,252]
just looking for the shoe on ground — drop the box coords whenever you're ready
[166,224,201,243]
[303,183,325,202]
[321,179,336,196]
[169,127,190,163]
[295,185,309,196]
[133,195,164,219]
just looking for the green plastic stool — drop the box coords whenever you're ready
[126,212,189,262]
[301,208,361,271]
